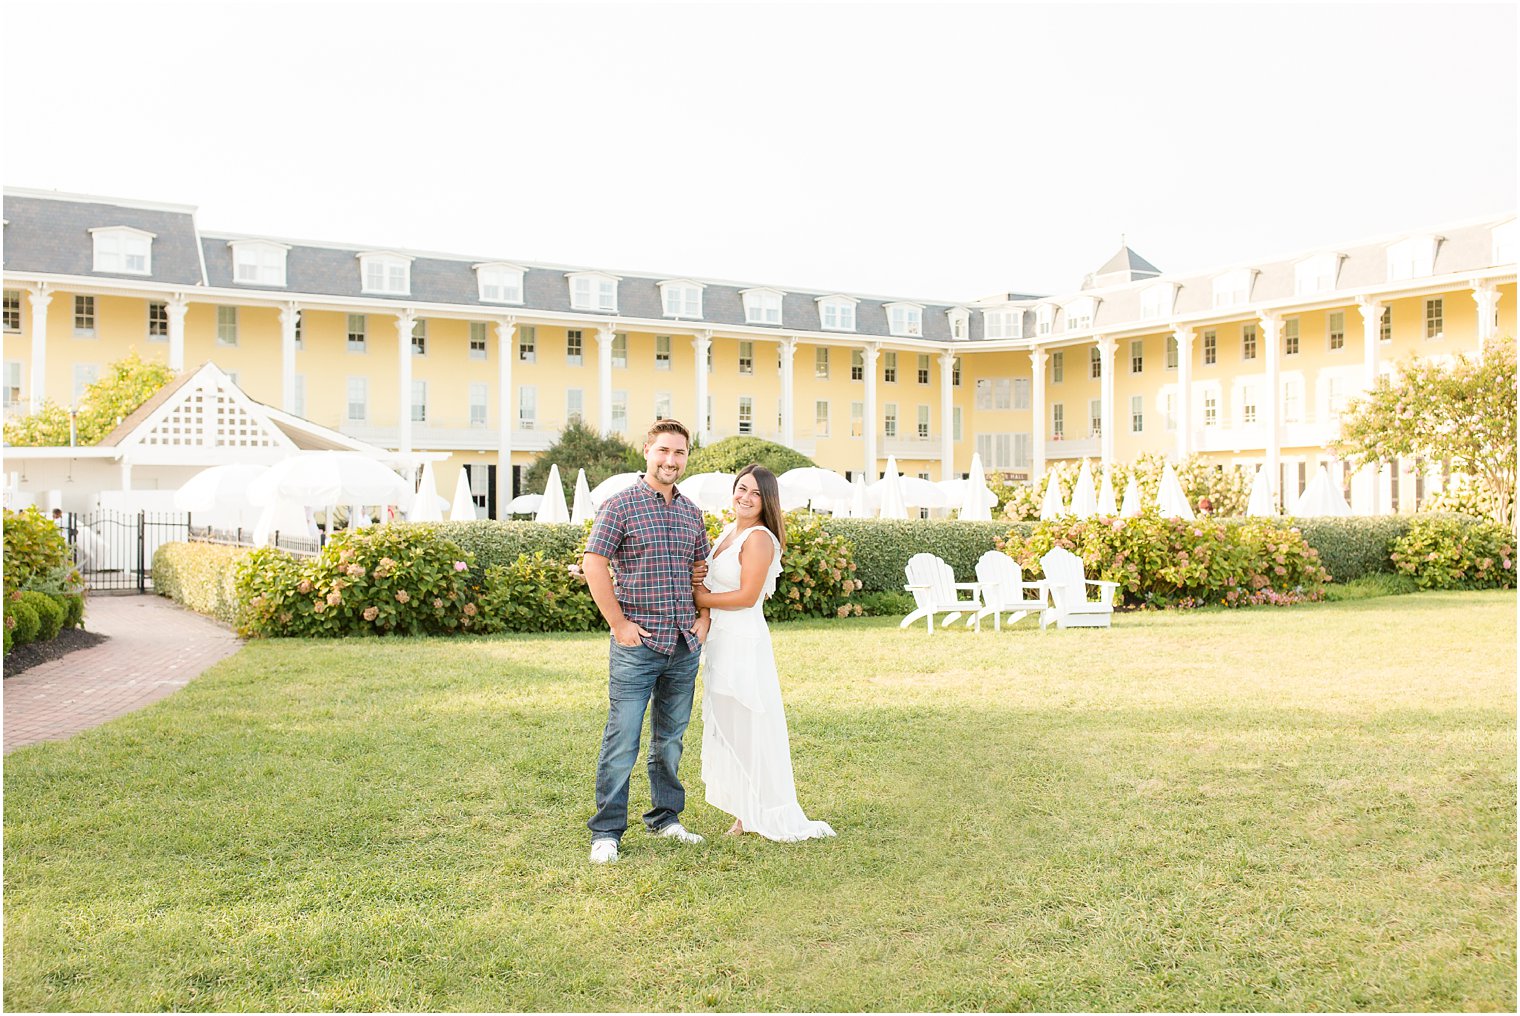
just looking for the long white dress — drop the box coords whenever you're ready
[701,523,836,842]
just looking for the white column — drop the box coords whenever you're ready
[394,310,416,455]
[937,351,955,481]
[595,325,615,433]
[863,343,880,478]
[1471,280,1500,356]
[165,293,188,372]
[1172,326,1194,461]
[779,336,797,447]
[278,302,300,413]
[1259,311,1282,509]
[692,330,712,442]
[1031,346,1047,482]
[1355,297,1385,515]
[495,317,515,518]
[1096,335,1116,467]
[27,286,51,413]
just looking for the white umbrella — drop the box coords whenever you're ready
[570,469,594,525]
[778,467,854,507]
[1157,462,1196,520]
[507,493,544,515]
[1039,473,1067,521]
[1119,475,1142,517]
[174,463,268,512]
[938,479,998,512]
[1245,465,1276,517]
[590,471,642,507]
[1070,461,1099,519]
[449,468,478,521]
[1291,464,1352,517]
[873,456,909,519]
[895,475,948,508]
[247,452,410,509]
[536,464,571,523]
[848,473,870,518]
[1097,470,1118,516]
[251,499,314,548]
[679,472,738,514]
[410,461,445,522]
[959,453,994,521]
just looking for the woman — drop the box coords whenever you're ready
[693,464,835,842]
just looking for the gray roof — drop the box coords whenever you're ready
[2,195,204,286]
[1095,245,1161,278]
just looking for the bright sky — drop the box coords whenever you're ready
[4,2,1516,302]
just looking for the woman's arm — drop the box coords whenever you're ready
[693,529,772,610]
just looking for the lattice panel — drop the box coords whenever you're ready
[212,389,278,448]
[141,390,204,446]
[138,383,281,448]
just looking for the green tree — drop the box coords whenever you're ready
[520,420,643,505]
[684,436,815,477]
[1336,335,1516,530]
[3,351,176,446]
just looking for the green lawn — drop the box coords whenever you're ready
[5,592,1515,1011]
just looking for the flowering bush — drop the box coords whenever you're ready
[1389,515,1516,590]
[235,526,483,637]
[1419,473,1497,521]
[992,454,1255,521]
[999,511,1330,609]
[476,552,600,633]
[704,509,861,620]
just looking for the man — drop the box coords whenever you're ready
[582,419,712,864]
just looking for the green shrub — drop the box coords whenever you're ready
[706,510,861,621]
[1293,516,1415,582]
[855,590,916,617]
[236,526,483,638]
[519,419,643,506]
[7,594,40,646]
[1000,512,1330,609]
[152,542,251,625]
[422,520,587,573]
[684,437,814,478]
[19,563,86,629]
[61,593,85,629]
[4,624,10,655]
[1390,516,1516,590]
[820,518,1020,593]
[476,553,600,633]
[3,507,70,597]
[18,591,65,641]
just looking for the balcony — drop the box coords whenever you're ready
[1044,435,1100,460]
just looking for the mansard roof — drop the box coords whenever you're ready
[2,192,205,286]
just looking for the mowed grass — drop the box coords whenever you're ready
[4,591,1515,1012]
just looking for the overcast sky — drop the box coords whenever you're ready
[4,2,1515,302]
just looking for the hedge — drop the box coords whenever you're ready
[152,542,252,626]
[820,519,1025,592]
[416,520,587,573]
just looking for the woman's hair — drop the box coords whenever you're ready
[733,463,786,549]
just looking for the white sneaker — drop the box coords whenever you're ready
[654,822,705,845]
[589,839,619,864]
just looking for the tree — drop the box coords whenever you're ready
[520,420,643,505]
[1336,336,1516,530]
[683,435,815,477]
[3,351,177,447]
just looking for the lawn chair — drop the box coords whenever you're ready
[1038,546,1119,630]
[901,552,983,633]
[973,551,1048,630]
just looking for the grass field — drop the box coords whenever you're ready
[4,591,1515,1011]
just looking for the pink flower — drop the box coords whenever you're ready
[395,590,411,604]
[433,598,444,609]
[326,590,342,606]
[463,603,478,617]
[454,561,468,572]
[297,579,312,594]
[363,606,379,621]
[313,600,326,614]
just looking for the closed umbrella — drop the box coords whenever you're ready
[449,468,478,521]
[1070,461,1099,518]
[1097,470,1118,516]
[848,473,870,518]
[959,453,994,521]
[1157,462,1196,520]
[1119,475,1142,517]
[536,464,571,523]
[1245,465,1276,517]
[590,471,642,507]
[570,469,594,524]
[1039,473,1067,521]
[410,462,445,522]
[1291,464,1351,517]
[875,456,909,519]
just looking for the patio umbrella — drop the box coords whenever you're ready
[590,471,642,507]
[507,493,544,515]
[251,498,315,548]
[848,473,870,518]
[536,464,571,523]
[937,479,998,514]
[449,468,478,521]
[1291,464,1351,517]
[778,467,854,508]
[1039,473,1067,521]
[1157,462,1196,520]
[873,456,909,519]
[1245,465,1276,517]
[959,453,994,521]
[1097,469,1118,516]
[410,461,445,522]
[174,463,268,512]
[570,469,594,525]
[1070,461,1099,518]
[1119,475,1142,517]
[247,451,410,509]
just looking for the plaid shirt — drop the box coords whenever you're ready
[584,476,711,655]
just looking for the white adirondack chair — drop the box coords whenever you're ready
[1037,546,1119,630]
[973,551,1048,631]
[901,553,983,633]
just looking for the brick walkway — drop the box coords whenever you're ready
[3,595,243,754]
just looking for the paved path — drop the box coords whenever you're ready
[3,595,243,754]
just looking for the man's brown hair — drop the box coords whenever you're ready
[645,419,691,448]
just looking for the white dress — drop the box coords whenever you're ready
[701,523,836,842]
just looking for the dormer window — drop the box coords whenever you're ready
[817,295,858,332]
[741,288,784,326]
[230,240,289,286]
[885,302,923,337]
[1140,283,1176,320]
[1063,296,1098,332]
[1211,268,1256,308]
[475,263,525,304]
[1386,235,1441,281]
[659,280,704,318]
[90,226,154,275]
[984,308,1022,340]
[569,271,619,312]
[359,252,412,295]
[947,307,969,340]
[1294,252,1343,295]
[1035,304,1055,337]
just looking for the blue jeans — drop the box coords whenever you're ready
[588,638,701,844]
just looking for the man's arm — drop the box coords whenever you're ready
[583,553,649,646]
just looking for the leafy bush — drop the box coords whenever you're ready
[152,542,250,625]
[520,420,643,507]
[3,351,177,447]
[820,518,1020,594]
[1420,473,1496,520]
[855,590,916,617]
[1389,516,1516,590]
[6,594,40,647]
[684,437,814,478]
[999,512,1330,609]
[422,520,587,573]
[1291,516,1415,583]
[476,553,600,633]
[19,563,86,629]
[19,591,65,642]
[3,507,70,597]
[236,526,483,638]
[706,510,861,620]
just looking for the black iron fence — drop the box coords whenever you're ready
[187,525,321,557]
[60,509,191,594]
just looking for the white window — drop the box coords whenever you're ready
[1212,269,1255,308]
[1166,334,1179,370]
[1035,304,1055,337]
[1064,297,1096,332]
[1241,384,1257,425]
[293,373,306,418]
[518,325,536,362]
[851,401,864,438]
[1242,323,1258,360]
[655,335,671,370]
[3,361,21,409]
[1012,432,1031,468]
[1283,318,1299,356]
[984,309,1022,340]
[1386,235,1441,281]
[347,377,367,422]
[737,340,754,375]
[1130,394,1144,433]
[1282,378,1302,423]
[948,308,969,340]
[1140,283,1176,321]
[738,396,753,434]
[1090,346,1102,379]
[216,305,237,346]
[1325,376,1350,419]
[2,290,20,332]
[411,318,428,356]
[885,303,923,337]
[883,351,897,383]
[1203,329,1217,365]
[815,399,830,437]
[1294,252,1342,295]
[1204,391,1218,427]
[569,272,619,312]
[917,404,930,440]
[1052,403,1064,439]
[952,356,962,387]
[741,288,784,325]
[72,363,99,402]
[562,328,582,366]
[884,403,898,439]
[347,314,366,352]
[475,263,525,304]
[1130,339,1144,374]
[1012,377,1030,410]
[654,392,671,421]
[818,297,857,332]
[90,226,153,275]
[73,295,96,336]
[1051,350,1064,383]
[147,301,168,341]
[566,388,584,424]
[953,407,962,442]
[917,354,930,384]
[359,252,412,295]
[1164,392,1176,431]
[850,349,864,381]
[469,383,488,427]
[1089,399,1102,437]
[231,240,289,286]
[468,322,488,360]
[815,347,830,378]
[1425,298,1443,340]
[411,380,428,423]
[659,281,703,318]
[611,391,628,433]
[1327,311,1346,351]
[518,386,536,429]
[612,332,628,368]
[975,378,1013,411]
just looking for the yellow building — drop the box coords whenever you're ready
[3,188,1514,517]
